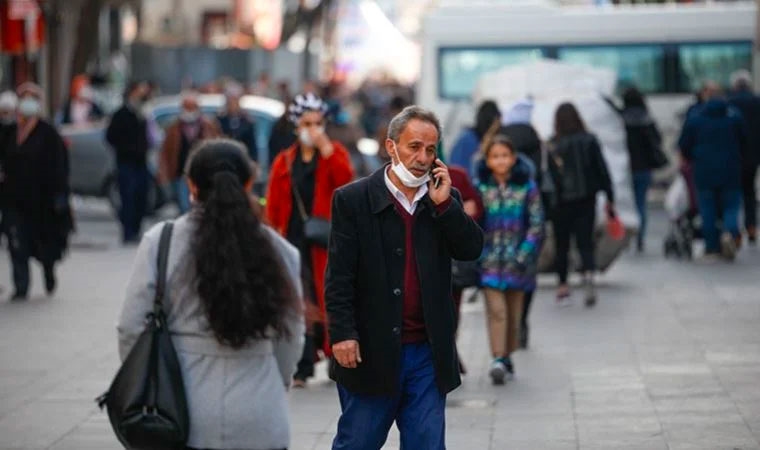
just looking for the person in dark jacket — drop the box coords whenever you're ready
[679,86,746,260]
[106,81,151,244]
[325,106,484,449]
[268,112,297,166]
[449,100,501,176]
[499,99,542,348]
[1,83,73,300]
[218,84,258,162]
[605,87,664,252]
[728,70,760,244]
[550,103,615,307]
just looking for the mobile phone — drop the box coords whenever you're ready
[430,160,441,189]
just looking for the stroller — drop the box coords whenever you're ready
[663,164,701,259]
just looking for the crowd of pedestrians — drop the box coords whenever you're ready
[1,65,759,449]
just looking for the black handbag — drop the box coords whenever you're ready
[96,222,189,450]
[292,180,331,248]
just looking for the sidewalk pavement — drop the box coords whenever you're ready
[0,210,759,450]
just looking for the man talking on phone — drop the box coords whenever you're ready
[325,106,484,449]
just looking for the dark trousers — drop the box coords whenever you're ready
[697,187,742,253]
[117,163,150,242]
[4,210,54,296]
[554,198,597,284]
[332,343,445,450]
[742,166,758,230]
[632,171,652,247]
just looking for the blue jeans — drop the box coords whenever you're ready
[632,171,652,248]
[332,343,445,450]
[697,187,742,253]
[172,178,191,214]
[117,163,150,242]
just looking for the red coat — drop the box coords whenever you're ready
[265,142,354,355]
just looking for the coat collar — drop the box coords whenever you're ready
[368,164,432,215]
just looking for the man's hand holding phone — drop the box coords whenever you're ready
[333,339,361,369]
[428,159,451,205]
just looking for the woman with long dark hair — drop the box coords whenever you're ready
[549,103,615,307]
[118,139,304,450]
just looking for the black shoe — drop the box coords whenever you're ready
[10,291,27,301]
[504,358,515,378]
[519,325,529,349]
[44,268,56,295]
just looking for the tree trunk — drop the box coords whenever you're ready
[70,0,104,82]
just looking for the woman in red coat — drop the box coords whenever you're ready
[266,93,354,387]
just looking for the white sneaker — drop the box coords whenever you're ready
[720,232,737,261]
[489,359,507,385]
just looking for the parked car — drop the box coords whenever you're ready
[62,94,285,215]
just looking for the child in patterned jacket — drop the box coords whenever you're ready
[476,134,544,384]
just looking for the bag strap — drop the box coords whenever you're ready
[291,180,310,222]
[154,221,174,315]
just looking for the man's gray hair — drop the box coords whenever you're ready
[387,105,441,142]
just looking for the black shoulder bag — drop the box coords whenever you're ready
[96,222,189,450]
[292,179,331,249]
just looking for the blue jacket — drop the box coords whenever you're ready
[218,113,257,162]
[678,99,746,189]
[449,129,480,175]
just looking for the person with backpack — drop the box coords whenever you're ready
[117,139,304,450]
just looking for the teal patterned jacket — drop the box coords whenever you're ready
[477,158,545,291]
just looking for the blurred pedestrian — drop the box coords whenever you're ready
[59,74,104,125]
[159,91,220,214]
[106,81,152,244]
[118,139,304,450]
[265,93,354,388]
[0,91,17,140]
[0,82,73,300]
[218,83,258,162]
[728,70,760,244]
[549,103,615,307]
[499,99,542,348]
[476,135,544,384]
[449,165,484,375]
[326,106,483,449]
[450,100,501,177]
[605,87,665,253]
[326,105,371,178]
[679,84,746,261]
[268,112,297,165]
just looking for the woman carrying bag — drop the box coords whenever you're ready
[265,93,354,387]
[117,139,304,450]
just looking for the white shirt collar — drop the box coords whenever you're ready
[384,166,428,215]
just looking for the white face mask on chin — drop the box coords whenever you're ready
[390,142,430,188]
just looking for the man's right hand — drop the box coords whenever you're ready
[332,340,361,368]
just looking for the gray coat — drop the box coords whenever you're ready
[117,215,304,450]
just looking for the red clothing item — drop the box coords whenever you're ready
[449,166,484,222]
[265,142,354,356]
[390,196,426,343]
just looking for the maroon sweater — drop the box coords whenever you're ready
[390,194,452,344]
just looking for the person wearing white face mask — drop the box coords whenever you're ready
[0,82,73,301]
[159,91,220,214]
[265,92,354,388]
[325,106,484,449]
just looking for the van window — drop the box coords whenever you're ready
[678,42,752,92]
[557,45,665,94]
